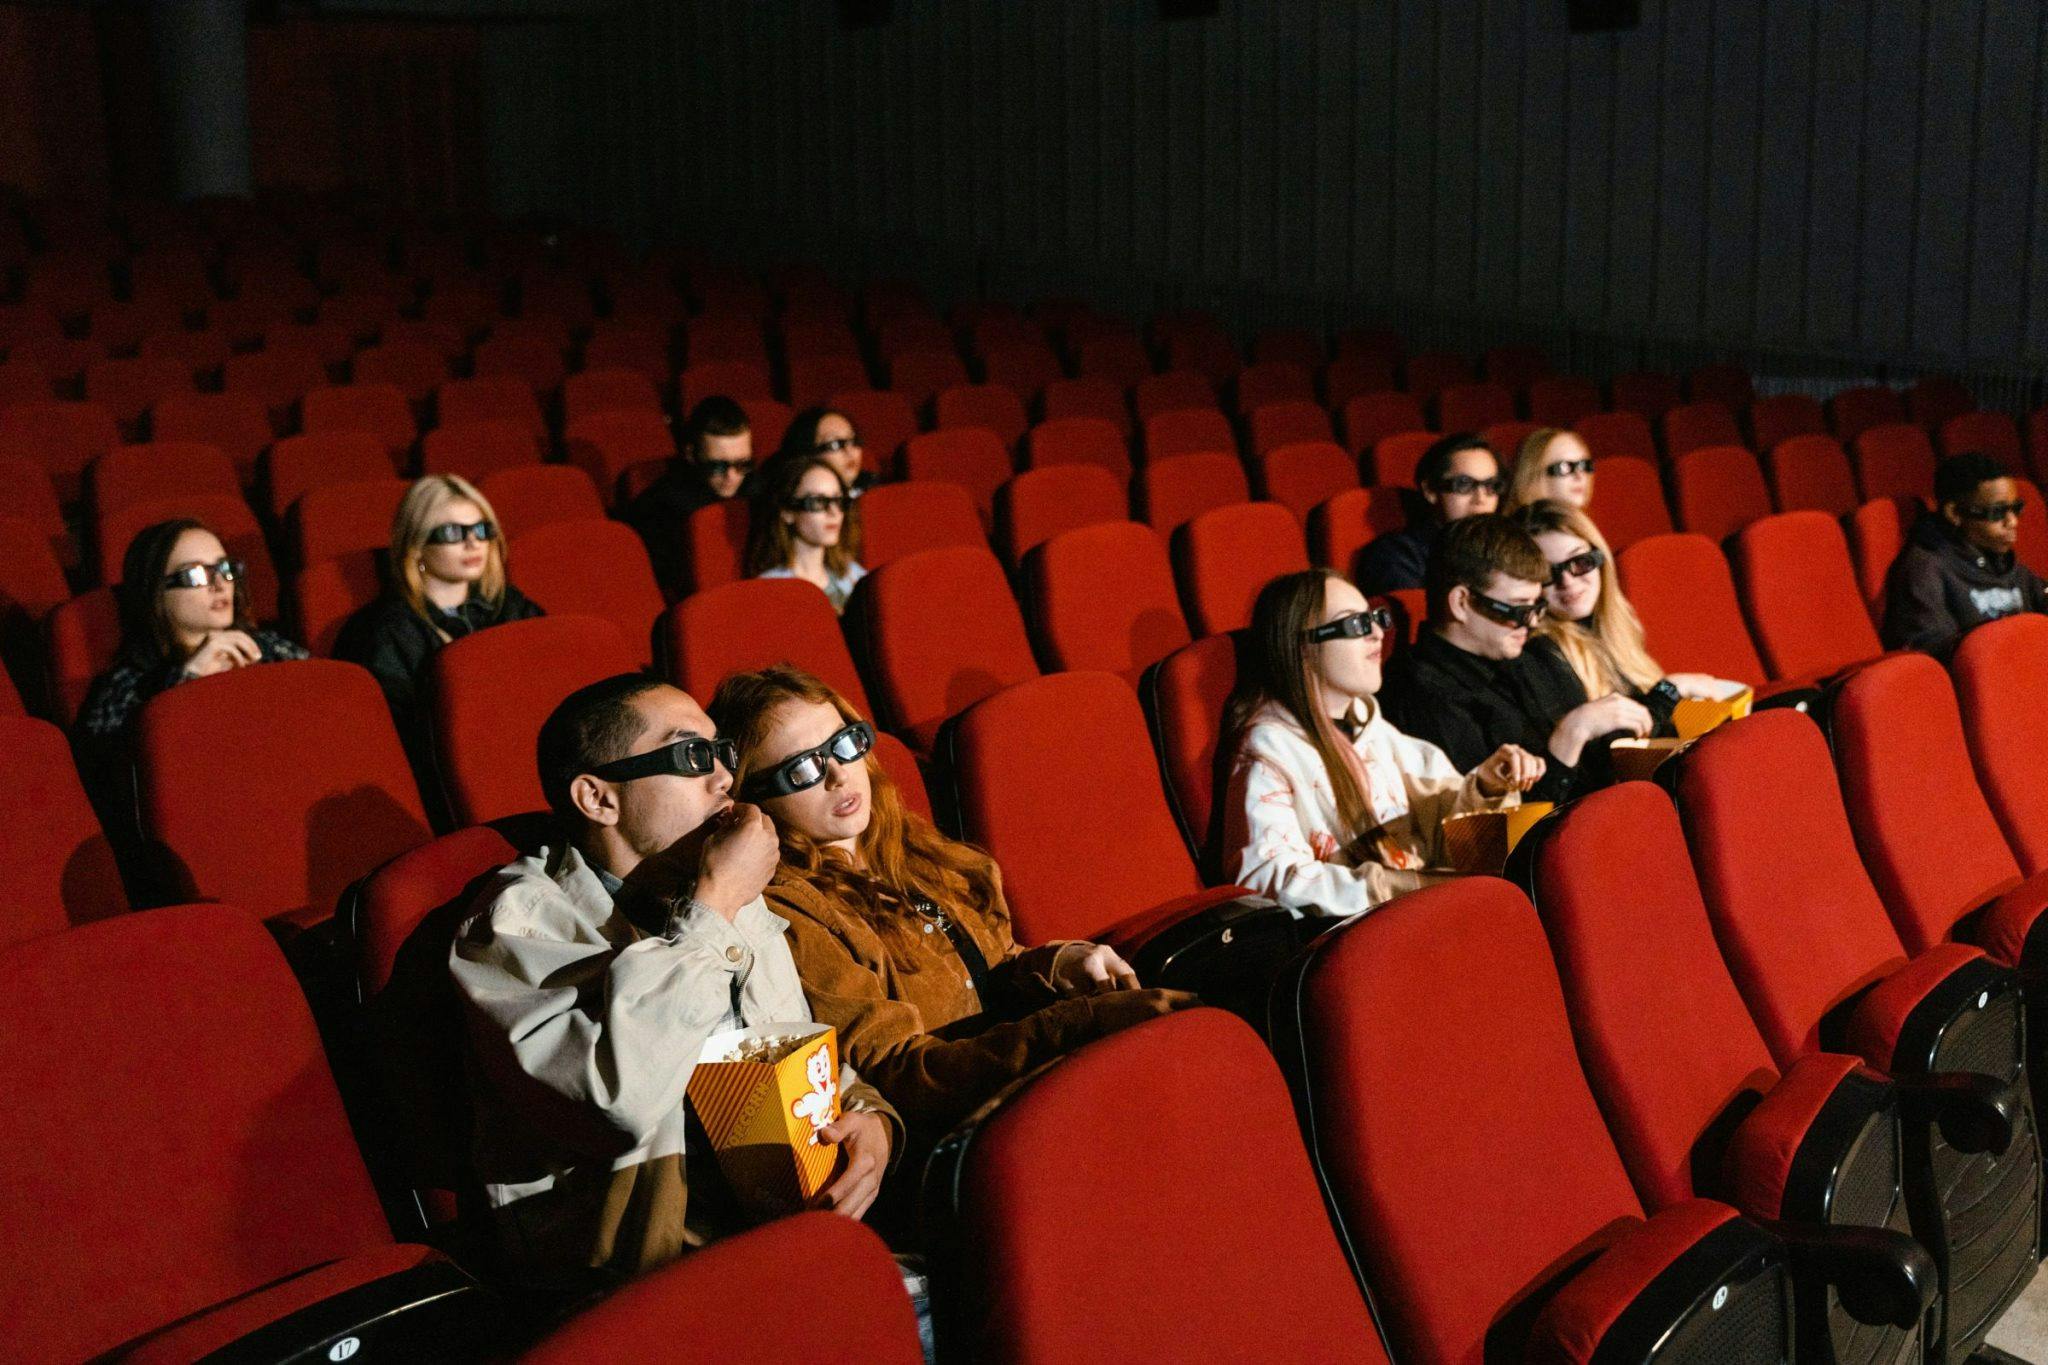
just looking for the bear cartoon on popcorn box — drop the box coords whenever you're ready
[686,1022,843,1216]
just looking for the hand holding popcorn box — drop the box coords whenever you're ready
[1440,802,1554,874]
[686,1022,842,1217]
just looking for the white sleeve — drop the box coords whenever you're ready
[1393,731,1514,863]
[1222,750,1423,917]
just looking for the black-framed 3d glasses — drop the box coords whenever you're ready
[1469,590,1547,629]
[162,558,243,591]
[590,735,739,783]
[741,721,875,801]
[1547,548,1606,586]
[701,457,752,478]
[785,493,853,514]
[1960,499,2026,522]
[814,434,864,455]
[1305,607,1394,643]
[1430,474,1505,497]
[426,519,498,545]
[1544,457,1596,478]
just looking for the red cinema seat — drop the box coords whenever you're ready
[1140,631,1239,869]
[140,326,232,381]
[1074,333,1153,390]
[1135,451,1248,538]
[858,480,986,569]
[1132,370,1216,425]
[1248,328,1323,373]
[510,519,665,663]
[1273,878,1797,1365]
[1367,431,1437,490]
[829,388,917,476]
[978,342,1062,407]
[1673,444,1773,542]
[1908,376,1975,432]
[1040,375,1131,437]
[1747,393,1827,455]
[1661,400,1744,460]
[922,1009,1387,1365]
[0,358,53,411]
[0,903,479,1364]
[1526,375,1603,428]
[224,344,330,423]
[1584,455,1674,553]
[846,544,1038,751]
[0,399,120,503]
[1233,360,1314,415]
[1617,534,1768,690]
[137,660,431,931]
[97,491,278,623]
[677,496,751,596]
[1939,410,2026,478]
[993,463,1126,571]
[438,377,547,447]
[381,318,469,364]
[422,418,542,483]
[350,341,449,406]
[302,382,417,461]
[150,391,274,485]
[1852,423,1938,504]
[1829,386,1909,444]
[786,355,869,412]
[1143,407,1236,464]
[1575,409,1659,467]
[685,316,769,368]
[1165,329,1241,391]
[320,290,402,343]
[1671,712,2041,1362]
[1733,511,1882,681]
[1246,400,1333,459]
[84,356,195,431]
[291,475,409,571]
[1025,415,1131,481]
[1483,345,1550,391]
[903,426,1013,519]
[1480,419,1540,467]
[663,577,872,715]
[1255,441,1358,524]
[1307,486,1406,577]
[1341,391,1428,461]
[1433,381,1515,433]
[1611,370,1683,421]
[265,430,396,524]
[566,409,677,506]
[885,348,969,412]
[431,615,640,825]
[479,463,606,539]
[1846,496,1911,621]
[561,368,662,428]
[1954,615,2048,876]
[936,382,1027,450]
[0,515,67,701]
[1400,349,1469,401]
[0,715,126,950]
[1512,785,1928,1365]
[45,587,120,726]
[579,325,670,387]
[523,1213,920,1365]
[91,441,240,522]
[1322,354,1398,413]
[1172,502,1309,637]
[472,334,567,397]
[781,317,861,363]
[1767,434,1860,517]
[1024,521,1190,683]
[678,360,773,413]
[292,555,382,657]
[1686,363,1755,413]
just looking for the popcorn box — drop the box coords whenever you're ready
[686,1022,841,1216]
[1670,682,1754,741]
[1441,802,1555,875]
[1610,736,1692,783]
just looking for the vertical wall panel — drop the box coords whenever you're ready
[1514,3,1569,320]
[1970,4,2035,362]
[1701,0,1763,342]
[1653,1,1712,335]
[1912,0,1979,358]
[1804,3,1866,347]
[1604,23,1660,329]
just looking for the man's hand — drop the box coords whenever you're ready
[1051,942,1141,996]
[691,802,780,920]
[1473,743,1546,797]
[182,629,261,679]
[812,1110,890,1221]
[1548,694,1653,767]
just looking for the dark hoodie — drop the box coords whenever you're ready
[1882,511,2048,657]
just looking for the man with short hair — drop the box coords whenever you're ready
[1883,451,2048,657]
[1378,515,1653,804]
[624,395,755,593]
[451,673,899,1284]
[1355,434,1504,595]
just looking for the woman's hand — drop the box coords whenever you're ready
[1051,942,1141,996]
[1474,743,1546,797]
[181,629,261,679]
[812,1111,890,1222]
[1665,672,1739,701]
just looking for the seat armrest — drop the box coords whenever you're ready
[1896,1071,2024,1156]
[1758,1220,1937,1330]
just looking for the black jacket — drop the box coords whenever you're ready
[1378,631,1675,804]
[1354,523,1437,596]
[1882,513,2048,658]
[334,586,544,755]
[623,462,734,596]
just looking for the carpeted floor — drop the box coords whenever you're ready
[1987,1260,2046,1360]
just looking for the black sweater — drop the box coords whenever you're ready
[1882,513,2048,658]
[334,586,544,754]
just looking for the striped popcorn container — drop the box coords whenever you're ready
[687,1022,843,1215]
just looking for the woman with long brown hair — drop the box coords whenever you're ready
[709,665,1189,1145]
[747,455,866,614]
[1220,568,1542,918]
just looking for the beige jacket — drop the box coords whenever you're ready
[1224,697,1513,917]
[449,842,897,1279]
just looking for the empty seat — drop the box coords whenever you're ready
[302,382,417,460]
[1322,353,1399,413]
[1306,485,1406,576]
[678,359,773,413]
[786,354,869,411]
[1852,423,1938,504]
[137,660,431,930]
[224,344,330,421]
[828,389,917,476]
[0,903,476,1363]
[0,715,125,949]
[84,355,195,430]
[1024,521,1190,682]
[992,463,1127,571]
[1143,407,1236,464]
[1938,410,2026,477]
[438,377,547,446]
[431,615,641,825]
[1131,370,1216,425]
[472,333,567,396]
[676,496,751,596]
[1340,390,1428,460]
[1828,385,1908,443]
[0,399,120,503]
[1399,349,1469,401]
[1733,511,1882,681]
[381,318,469,363]
[1617,533,1768,689]
[1232,359,1315,415]
[1254,440,1357,523]
[1673,444,1773,542]
[1747,393,1827,453]
[662,577,872,714]
[291,475,410,571]
[45,587,120,725]
[1908,375,1975,432]
[1574,409,1658,467]
[1140,632,1238,871]
[1245,399,1333,458]
[91,440,240,521]
[580,326,671,386]
[1164,328,1241,390]
[97,490,278,622]
[902,426,1012,518]
[350,340,449,405]
[1367,430,1437,489]
[846,544,1039,751]
[1135,450,1249,538]
[1274,878,1798,1365]
[561,368,662,428]
[1432,380,1515,433]
[1525,374,1603,427]
[0,514,68,701]
[510,519,665,663]
[858,480,986,569]
[1172,502,1309,636]
[149,390,274,484]
[885,348,970,411]
[140,325,233,380]
[478,463,606,539]
[1766,433,1859,516]
[1660,400,1743,459]
[1250,328,1324,372]
[924,1009,1386,1365]
[936,382,1028,449]
[978,343,1062,407]
[292,555,383,656]
[1039,374,1131,436]
[1025,415,1131,480]
[1953,615,2048,876]
[1482,344,1549,390]
[1583,454,1674,553]
[1074,333,1153,390]
[566,409,677,506]
[421,418,542,483]
[265,430,396,524]
[1685,363,1755,412]
[1846,495,1910,619]
[2015,475,2048,579]
[1610,370,1683,420]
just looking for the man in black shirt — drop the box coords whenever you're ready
[1355,434,1504,595]
[1883,451,2048,657]
[623,395,756,594]
[1379,514,1652,804]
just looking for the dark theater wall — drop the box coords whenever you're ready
[551,0,2048,391]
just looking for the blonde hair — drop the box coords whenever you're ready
[390,473,508,620]
[1509,499,1663,697]
[1506,427,1595,512]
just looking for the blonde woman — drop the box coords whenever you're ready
[1507,428,1596,511]
[336,473,543,747]
[1508,500,1738,709]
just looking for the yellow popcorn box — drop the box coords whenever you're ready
[1670,682,1754,741]
[1610,736,1693,783]
[687,1022,841,1215]
[1441,802,1555,875]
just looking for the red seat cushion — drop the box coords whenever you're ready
[1528,1200,1745,1365]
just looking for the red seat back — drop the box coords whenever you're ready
[1673,444,1773,542]
[1246,400,1333,458]
[1585,454,1674,553]
[566,409,677,506]
[677,359,773,413]
[421,418,542,483]
[1846,496,1911,619]
[1307,485,1407,576]
[1851,423,1938,504]
[903,427,1014,519]
[292,553,383,656]
[1256,440,1358,523]
[1939,410,2026,477]
[946,671,1201,942]
[150,390,274,483]
[677,495,752,595]
[1039,375,1131,437]
[45,586,120,725]
[1953,615,2048,876]
[91,440,240,521]
[935,382,1027,449]
[291,475,410,568]
[510,519,665,664]
[1687,364,1754,412]
[301,382,416,458]
[1747,394,1827,454]
[1024,521,1190,681]
[663,577,872,715]
[1368,431,1437,489]
[992,463,1126,570]
[1767,434,1859,517]
[1024,415,1131,480]
[1526,375,1602,427]
[1341,391,1427,459]
[1143,407,1236,464]
[1827,653,2023,954]
[1616,534,1767,688]
[1733,511,1881,681]
[1575,409,1659,465]
[1907,376,1975,433]
[1661,400,1744,460]
[1401,349,1471,401]
[1172,502,1309,636]
[850,480,985,570]
[267,430,396,524]
[1142,632,1237,866]
[1434,380,1515,433]
[0,399,120,502]
[828,388,917,475]
[1233,359,1315,414]
[0,715,125,949]
[1610,371,1682,421]
[1829,386,1908,444]
[350,340,449,405]
[1134,450,1248,537]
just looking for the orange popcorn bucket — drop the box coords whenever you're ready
[686,1022,842,1217]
